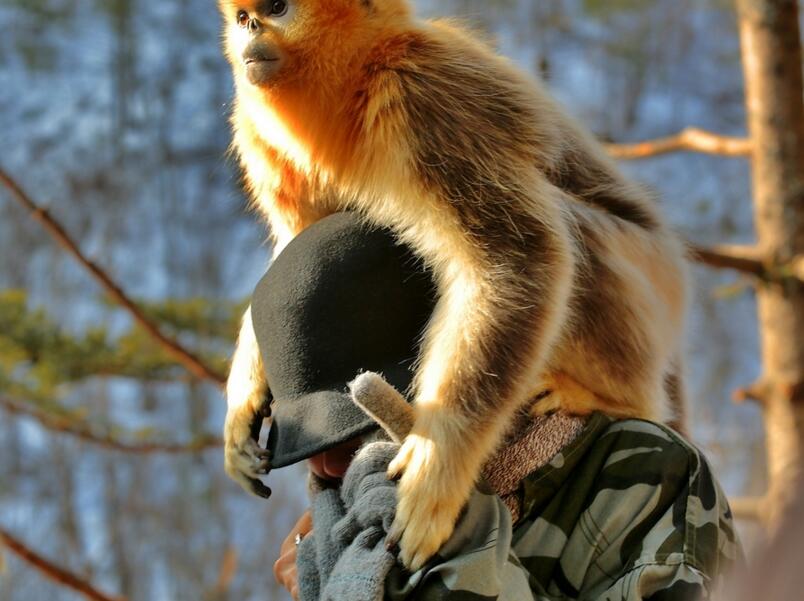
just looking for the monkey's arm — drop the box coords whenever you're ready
[363,38,593,566]
[223,118,337,496]
[387,187,576,569]
[224,305,273,497]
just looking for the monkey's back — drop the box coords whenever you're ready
[377,19,688,421]
[378,20,663,232]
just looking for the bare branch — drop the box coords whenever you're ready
[733,377,774,405]
[0,527,127,601]
[689,244,765,277]
[0,396,222,454]
[733,378,804,406]
[729,497,765,521]
[212,546,239,597]
[605,127,752,160]
[0,167,226,385]
[689,243,804,284]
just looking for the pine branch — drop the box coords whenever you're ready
[0,396,222,454]
[0,527,127,601]
[0,167,227,386]
[606,127,752,159]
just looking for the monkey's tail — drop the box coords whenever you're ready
[348,371,413,443]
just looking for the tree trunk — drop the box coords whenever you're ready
[737,0,804,527]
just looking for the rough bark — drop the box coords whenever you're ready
[737,0,804,527]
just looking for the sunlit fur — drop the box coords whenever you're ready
[219,0,688,570]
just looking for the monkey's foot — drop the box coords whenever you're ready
[386,433,475,571]
[224,405,272,499]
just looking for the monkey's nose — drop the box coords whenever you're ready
[248,17,262,34]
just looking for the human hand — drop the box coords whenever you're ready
[274,510,313,600]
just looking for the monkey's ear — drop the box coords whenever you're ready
[348,372,413,443]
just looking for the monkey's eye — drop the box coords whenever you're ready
[269,0,288,16]
[236,10,250,27]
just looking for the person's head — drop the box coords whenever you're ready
[306,437,364,482]
[250,212,436,482]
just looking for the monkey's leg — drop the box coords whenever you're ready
[387,212,575,570]
[544,218,688,424]
[224,305,273,498]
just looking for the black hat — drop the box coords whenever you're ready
[251,212,436,469]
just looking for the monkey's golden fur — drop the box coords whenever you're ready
[218,0,688,570]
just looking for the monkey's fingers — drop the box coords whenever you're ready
[388,435,473,571]
[248,478,273,499]
[386,437,415,481]
[226,457,272,499]
[390,487,459,572]
[229,469,272,499]
[249,392,273,439]
[224,430,273,499]
[385,523,402,553]
[228,437,271,471]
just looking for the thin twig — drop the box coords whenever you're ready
[0,396,222,454]
[606,127,752,159]
[0,527,127,601]
[0,167,227,385]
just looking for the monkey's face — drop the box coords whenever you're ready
[217,0,392,93]
[218,0,298,88]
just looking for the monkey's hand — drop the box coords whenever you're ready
[224,306,272,498]
[386,410,477,571]
[224,396,272,498]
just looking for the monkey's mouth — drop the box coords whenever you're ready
[243,42,282,86]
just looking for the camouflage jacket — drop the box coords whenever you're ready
[385,414,742,600]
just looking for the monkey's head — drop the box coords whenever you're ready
[218,0,412,93]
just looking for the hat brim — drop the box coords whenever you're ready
[266,364,413,469]
[267,389,379,469]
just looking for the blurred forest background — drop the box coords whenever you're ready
[1,0,800,599]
